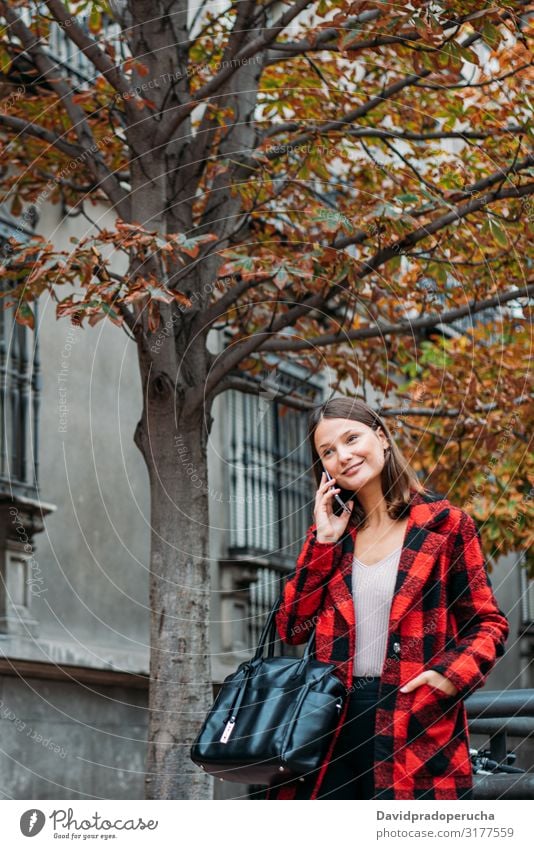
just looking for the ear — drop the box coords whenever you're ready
[376,427,389,450]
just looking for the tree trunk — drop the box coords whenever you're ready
[135,363,214,799]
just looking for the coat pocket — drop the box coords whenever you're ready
[405,683,463,778]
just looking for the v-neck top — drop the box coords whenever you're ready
[352,546,402,676]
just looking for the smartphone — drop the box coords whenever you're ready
[323,467,352,515]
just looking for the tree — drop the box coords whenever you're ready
[0,0,532,799]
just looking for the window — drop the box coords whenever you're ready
[0,216,40,499]
[53,16,123,84]
[227,364,323,568]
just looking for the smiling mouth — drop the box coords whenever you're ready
[342,461,364,476]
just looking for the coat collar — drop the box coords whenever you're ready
[330,489,451,633]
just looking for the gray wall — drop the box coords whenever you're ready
[1,204,152,798]
[0,676,146,799]
[6,203,151,667]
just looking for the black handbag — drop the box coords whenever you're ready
[190,594,347,786]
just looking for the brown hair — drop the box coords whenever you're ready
[307,397,427,531]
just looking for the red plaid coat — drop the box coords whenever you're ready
[265,489,509,800]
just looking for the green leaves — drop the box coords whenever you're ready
[482,20,501,48]
[459,45,480,66]
[396,193,419,204]
[339,27,364,52]
[488,218,509,248]
[308,207,355,234]
[15,301,35,330]
[88,3,102,33]
[427,262,449,286]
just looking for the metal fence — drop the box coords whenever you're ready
[248,566,285,649]
[467,688,534,799]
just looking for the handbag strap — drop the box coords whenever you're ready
[252,592,316,662]
[222,598,317,728]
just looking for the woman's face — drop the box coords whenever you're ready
[314,416,389,492]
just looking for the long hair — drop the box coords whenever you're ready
[307,397,428,531]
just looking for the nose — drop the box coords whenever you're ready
[338,450,358,468]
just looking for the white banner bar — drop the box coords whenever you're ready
[2,799,532,848]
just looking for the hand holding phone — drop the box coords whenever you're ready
[313,469,355,543]
[324,469,352,515]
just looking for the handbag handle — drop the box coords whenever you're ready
[252,593,317,663]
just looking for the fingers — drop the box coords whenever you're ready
[400,671,446,694]
[400,673,424,693]
[320,481,341,500]
[315,473,339,525]
[319,471,338,492]
[316,472,348,513]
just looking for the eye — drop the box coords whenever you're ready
[322,434,359,456]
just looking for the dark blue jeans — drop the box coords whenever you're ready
[316,675,380,799]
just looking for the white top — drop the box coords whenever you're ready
[352,547,402,677]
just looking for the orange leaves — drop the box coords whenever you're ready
[110,219,217,261]
[3,218,214,331]
[171,231,218,258]
[113,219,157,249]
[71,91,94,106]
[122,57,150,77]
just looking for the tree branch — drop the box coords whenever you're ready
[0,113,85,159]
[1,2,130,219]
[114,298,139,337]
[262,6,492,64]
[358,182,534,278]
[154,0,314,146]
[198,287,333,401]
[258,281,533,354]
[199,175,533,382]
[199,183,534,394]
[263,8,383,62]
[207,372,317,411]
[201,274,273,327]
[208,376,526,419]
[261,126,524,144]
[256,29,483,162]
[413,63,532,90]
[333,153,534,251]
[43,0,132,99]
[260,71,431,162]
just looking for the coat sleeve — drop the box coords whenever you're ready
[275,524,340,645]
[429,511,509,699]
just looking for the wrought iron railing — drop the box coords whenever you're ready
[467,688,534,799]
[248,565,285,649]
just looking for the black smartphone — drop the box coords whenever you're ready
[323,467,352,515]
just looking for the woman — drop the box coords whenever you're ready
[265,397,509,801]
